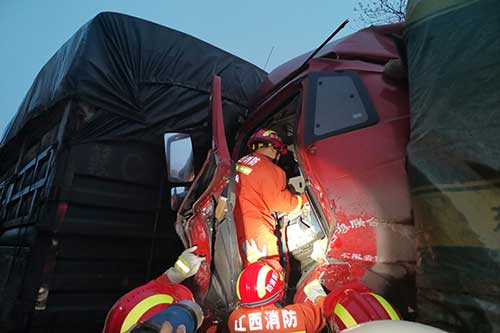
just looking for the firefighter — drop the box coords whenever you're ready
[228,260,327,333]
[103,246,205,333]
[234,128,307,265]
[322,282,401,332]
[228,261,404,333]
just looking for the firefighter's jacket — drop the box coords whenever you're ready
[228,298,326,333]
[103,274,193,333]
[234,152,306,264]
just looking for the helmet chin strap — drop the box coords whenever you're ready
[272,149,280,164]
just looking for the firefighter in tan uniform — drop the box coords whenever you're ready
[234,129,307,265]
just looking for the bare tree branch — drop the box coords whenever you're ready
[354,0,407,26]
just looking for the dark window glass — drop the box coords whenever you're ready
[314,76,369,135]
[18,193,34,217]
[304,71,378,144]
[23,166,35,188]
[13,175,24,194]
[35,153,50,182]
[6,199,20,220]
[0,183,5,214]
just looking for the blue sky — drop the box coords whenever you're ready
[0,0,361,136]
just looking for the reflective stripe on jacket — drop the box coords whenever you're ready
[228,298,325,333]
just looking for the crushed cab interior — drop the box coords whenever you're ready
[208,92,327,309]
[245,93,327,304]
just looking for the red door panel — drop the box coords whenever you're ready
[176,76,231,301]
[295,65,414,300]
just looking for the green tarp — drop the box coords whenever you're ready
[405,0,500,331]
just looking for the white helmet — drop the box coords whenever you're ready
[341,320,448,333]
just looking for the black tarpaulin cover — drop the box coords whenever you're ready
[1,12,266,147]
[405,0,500,331]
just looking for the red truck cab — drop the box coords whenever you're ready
[164,23,415,328]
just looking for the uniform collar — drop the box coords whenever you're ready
[252,151,273,162]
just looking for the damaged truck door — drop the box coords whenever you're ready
[169,76,232,306]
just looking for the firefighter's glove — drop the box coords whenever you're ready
[301,202,311,220]
[311,237,328,264]
[159,322,186,333]
[242,239,267,263]
[166,246,205,284]
[304,278,327,303]
[288,198,310,221]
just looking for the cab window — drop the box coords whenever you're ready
[304,70,378,144]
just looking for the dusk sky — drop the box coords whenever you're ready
[0,0,361,135]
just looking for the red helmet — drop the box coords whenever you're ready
[236,261,284,308]
[323,282,401,332]
[103,277,193,333]
[247,129,287,154]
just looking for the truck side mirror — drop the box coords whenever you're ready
[164,133,195,183]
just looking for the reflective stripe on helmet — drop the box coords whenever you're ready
[236,163,253,175]
[257,265,273,298]
[236,272,242,301]
[239,288,283,308]
[252,142,272,150]
[334,303,358,328]
[262,130,277,136]
[120,294,174,333]
[175,257,191,274]
[370,293,400,320]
